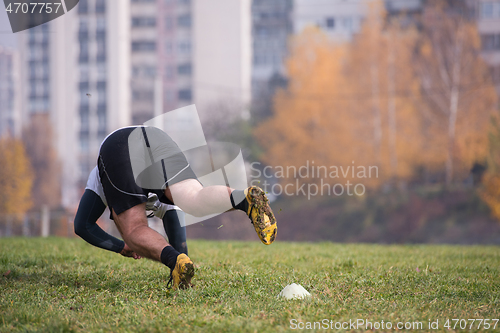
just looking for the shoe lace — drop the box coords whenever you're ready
[166,271,173,289]
[248,205,255,225]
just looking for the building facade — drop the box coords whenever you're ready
[475,0,500,87]
[251,0,293,100]
[129,0,252,127]
[17,0,131,208]
[0,47,20,137]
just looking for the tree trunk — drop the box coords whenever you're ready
[445,33,462,186]
[371,63,382,163]
[387,34,398,182]
[446,85,459,186]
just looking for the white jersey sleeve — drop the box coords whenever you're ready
[85,166,107,206]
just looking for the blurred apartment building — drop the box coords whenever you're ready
[0,46,20,137]
[250,0,421,103]
[15,0,251,209]
[251,0,293,101]
[17,0,130,207]
[474,0,500,88]
[18,17,79,207]
[76,0,131,184]
[130,0,252,125]
[294,0,367,42]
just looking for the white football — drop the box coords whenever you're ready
[278,283,311,300]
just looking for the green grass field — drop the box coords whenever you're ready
[0,238,499,332]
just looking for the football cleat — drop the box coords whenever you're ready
[245,186,277,245]
[167,253,195,290]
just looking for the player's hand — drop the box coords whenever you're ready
[120,243,141,259]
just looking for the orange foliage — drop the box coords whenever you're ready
[255,1,498,191]
[0,137,34,217]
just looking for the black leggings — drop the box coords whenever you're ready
[74,189,188,254]
[163,210,188,255]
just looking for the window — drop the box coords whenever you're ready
[132,89,154,101]
[80,91,90,105]
[177,40,191,55]
[96,17,106,39]
[481,33,500,50]
[80,65,89,82]
[326,17,335,29]
[165,90,175,102]
[80,111,89,132]
[29,65,37,79]
[481,1,494,18]
[255,26,269,37]
[96,30,106,40]
[96,81,106,90]
[79,19,88,41]
[165,17,174,30]
[79,81,89,91]
[253,54,266,65]
[165,41,173,54]
[177,63,192,75]
[79,104,89,113]
[133,65,156,77]
[78,0,88,14]
[97,103,106,113]
[144,66,156,77]
[342,17,352,30]
[96,17,106,30]
[177,14,191,28]
[96,0,105,13]
[96,39,106,62]
[165,65,174,78]
[132,41,156,52]
[132,17,156,27]
[29,47,40,60]
[178,89,192,101]
[98,90,106,105]
[97,111,106,134]
[79,41,89,63]
[97,64,107,80]
[97,39,105,52]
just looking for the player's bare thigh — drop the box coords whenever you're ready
[163,179,203,204]
[112,202,148,239]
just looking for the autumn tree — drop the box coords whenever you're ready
[346,1,422,185]
[254,28,357,186]
[255,0,498,195]
[0,136,34,232]
[415,2,498,185]
[22,114,62,209]
[254,2,422,190]
[479,119,500,222]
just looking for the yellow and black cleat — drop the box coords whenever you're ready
[167,253,195,290]
[245,186,277,245]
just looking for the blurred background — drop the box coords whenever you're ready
[1,0,500,244]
